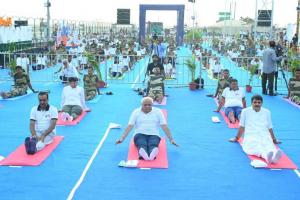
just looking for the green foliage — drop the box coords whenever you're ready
[186,29,202,42]
[287,49,300,76]
[8,59,17,74]
[185,55,196,82]
[248,64,259,85]
[84,51,102,81]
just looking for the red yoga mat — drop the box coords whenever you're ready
[220,111,239,129]
[153,97,167,106]
[57,111,87,126]
[0,136,64,166]
[238,139,298,169]
[127,138,168,169]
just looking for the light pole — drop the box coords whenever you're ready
[296,0,300,47]
[44,0,51,45]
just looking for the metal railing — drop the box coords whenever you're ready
[0,52,292,91]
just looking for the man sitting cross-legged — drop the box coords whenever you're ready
[61,77,90,121]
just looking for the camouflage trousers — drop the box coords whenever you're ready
[6,87,27,98]
[148,89,163,102]
[291,95,300,105]
[85,90,97,101]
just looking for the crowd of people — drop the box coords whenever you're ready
[0,29,299,165]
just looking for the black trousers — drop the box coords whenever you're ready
[262,72,275,95]
[134,133,161,155]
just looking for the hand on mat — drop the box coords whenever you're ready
[170,139,179,147]
[85,108,91,112]
[273,139,282,144]
[229,137,238,142]
[115,138,123,145]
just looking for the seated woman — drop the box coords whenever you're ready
[287,68,300,105]
[116,97,178,160]
[61,77,90,122]
[215,79,246,123]
[1,66,36,99]
[148,67,165,103]
[83,66,100,101]
[111,56,123,78]
[55,59,79,83]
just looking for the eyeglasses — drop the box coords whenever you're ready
[39,99,47,102]
[143,104,152,106]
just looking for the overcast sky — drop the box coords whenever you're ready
[0,0,298,27]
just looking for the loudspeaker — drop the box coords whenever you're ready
[14,20,28,27]
[117,9,130,25]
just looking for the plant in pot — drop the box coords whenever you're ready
[7,58,17,77]
[246,63,259,93]
[185,56,197,90]
[84,51,106,88]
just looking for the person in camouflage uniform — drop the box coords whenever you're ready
[1,66,36,99]
[287,68,300,105]
[214,69,232,103]
[147,67,165,103]
[83,66,100,101]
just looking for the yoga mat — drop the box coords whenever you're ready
[127,138,168,169]
[238,139,298,169]
[57,111,87,126]
[220,111,239,128]
[153,97,167,106]
[0,90,33,101]
[283,98,300,110]
[0,136,64,166]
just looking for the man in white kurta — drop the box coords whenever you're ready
[229,95,282,164]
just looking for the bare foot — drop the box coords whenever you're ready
[228,112,236,123]
[0,92,8,99]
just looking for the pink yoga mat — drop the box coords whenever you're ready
[153,97,167,106]
[238,139,297,169]
[283,98,300,110]
[0,136,64,166]
[220,111,239,128]
[57,111,87,126]
[127,138,168,169]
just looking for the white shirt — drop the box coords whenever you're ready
[16,57,29,71]
[128,107,166,136]
[112,63,123,73]
[30,105,58,133]
[213,63,223,73]
[240,107,273,148]
[109,47,116,55]
[61,86,87,109]
[222,87,245,108]
[164,63,173,73]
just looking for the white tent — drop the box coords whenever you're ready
[208,20,252,35]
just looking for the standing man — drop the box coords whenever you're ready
[116,97,178,160]
[29,92,58,151]
[229,95,282,164]
[261,41,282,96]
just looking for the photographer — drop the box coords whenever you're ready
[261,41,283,96]
[274,42,284,92]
